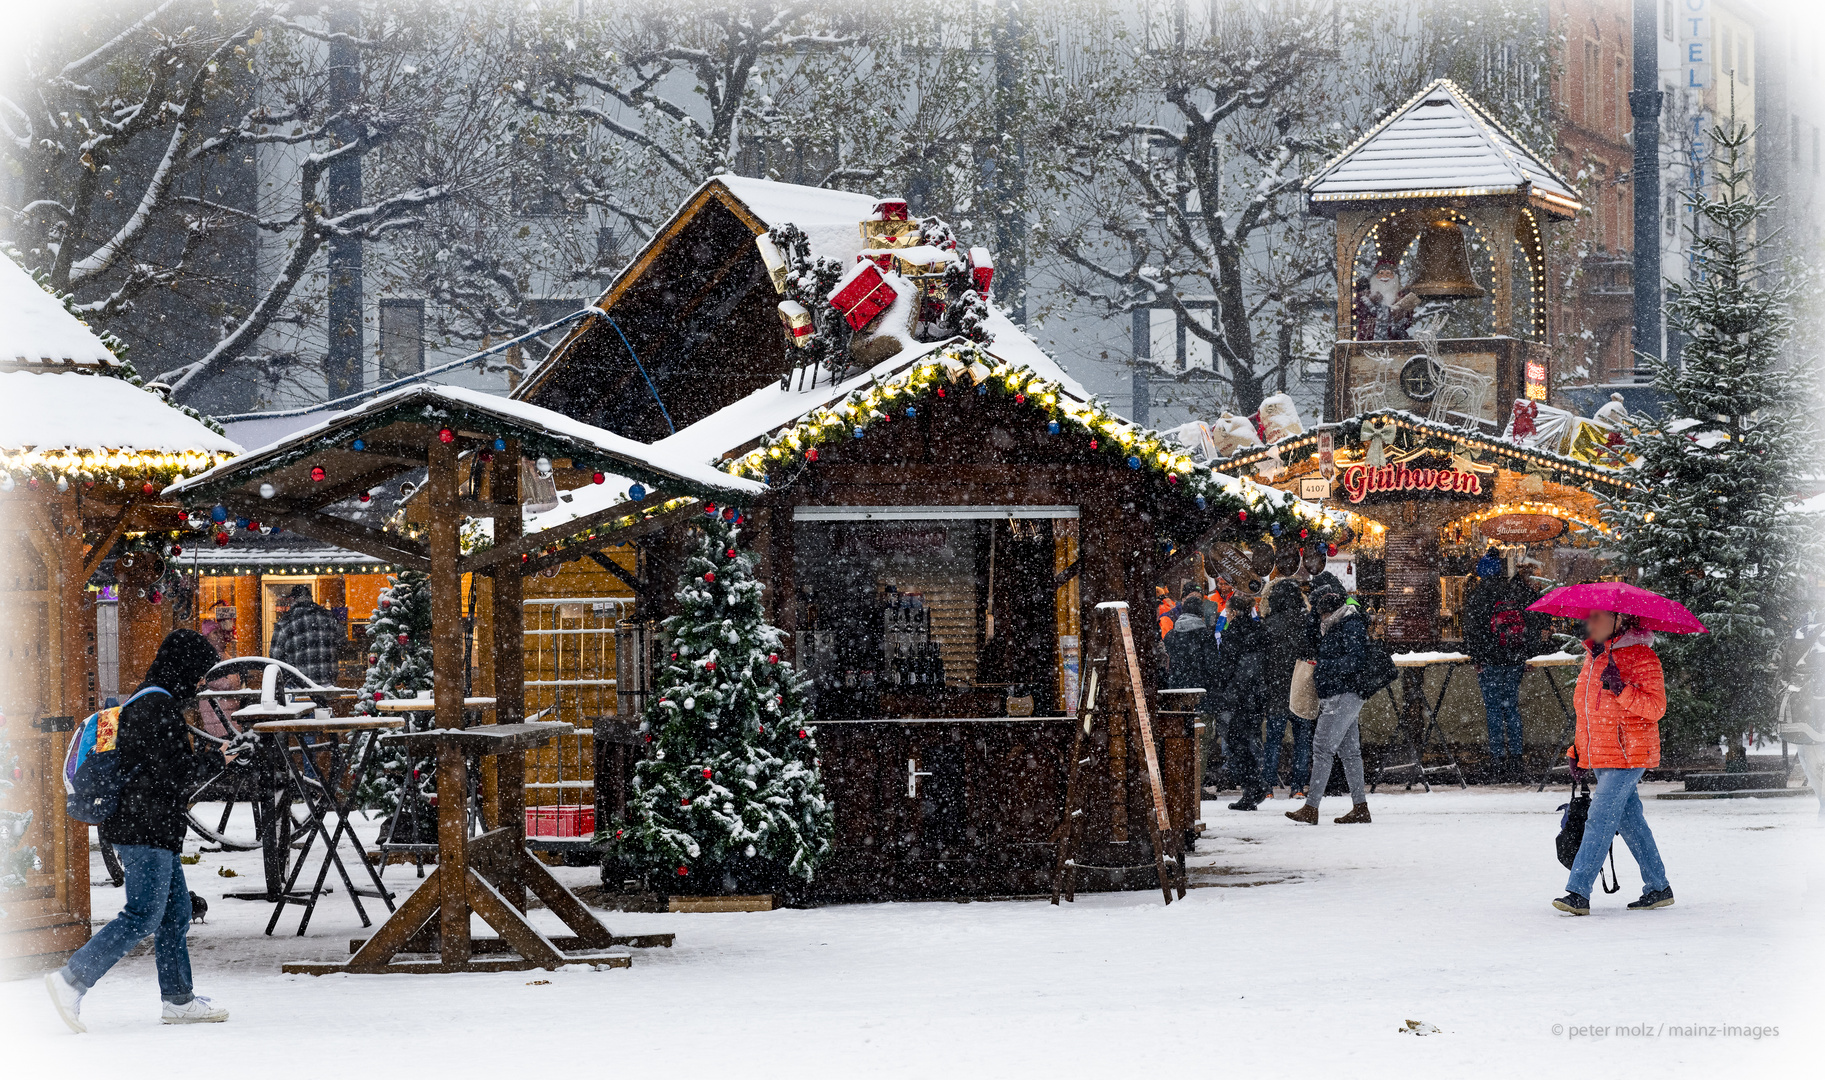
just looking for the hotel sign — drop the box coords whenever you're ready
[1339,461,1490,504]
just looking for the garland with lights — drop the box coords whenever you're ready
[0,448,231,496]
[720,342,1339,546]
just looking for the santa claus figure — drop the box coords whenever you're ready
[1352,259,1418,341]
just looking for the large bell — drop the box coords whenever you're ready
[1409,219,1484,299]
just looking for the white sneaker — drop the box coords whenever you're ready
[161,995,229,1025]
[45,970,86,1033]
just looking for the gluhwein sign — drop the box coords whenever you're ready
[1339,461,1488,504]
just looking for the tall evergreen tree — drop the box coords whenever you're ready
[1604,116,1818,760]
[603,511,832,893]
[355,570,436,813]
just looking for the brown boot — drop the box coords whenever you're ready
[1284,804,1319,825]
[1334,803,1371,824]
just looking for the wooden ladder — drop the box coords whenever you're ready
[1051,601,1187,905]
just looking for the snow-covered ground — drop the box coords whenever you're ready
[6,785,1821,1076]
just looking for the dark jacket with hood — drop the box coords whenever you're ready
[1163,596,1217,694]
[100,629,218,852]
[1463,575,1547,667]
[1261,580,1316,709]
[1313,602,1369,700]
[1210,598,1270,715]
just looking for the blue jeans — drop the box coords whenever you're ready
[1261,713,1313,789]
[1477,663,1525,758]
[1567,768,1670,898]
[63,844,194,1003]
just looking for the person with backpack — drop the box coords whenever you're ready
[1464,551,1547,780]
[46,629,229,1032]
[1552,608,1674,916]
[1259,579,1316,798]
[1285,587,1373,825]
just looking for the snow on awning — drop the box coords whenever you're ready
[1304,79,1579,218]
[0,257,122,370]
[0,371,241,453]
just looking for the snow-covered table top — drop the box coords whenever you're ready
[1390,650,1472,666]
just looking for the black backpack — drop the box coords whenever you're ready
[1555,780,1620,892]
[1355,640,1398,697]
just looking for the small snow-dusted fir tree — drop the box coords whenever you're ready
[603,511,832,893]
[1,716,39,916]
[355,570,436,813]
[1603,115,1818,759]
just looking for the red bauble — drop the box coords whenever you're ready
[680,798,691,806]
[703,571,716,583]
[142,482,156,495]
[247,520,260,532]
[1015,392,1026,405]
[1237,510,1248,522]
[768,653,778,664]
[1298,529,1308,539]
[438,428,454,444]
[1167,474,1178,485]
[379,598,391,609]
[701,768,713,779]
[213,532,229,546]
[310,465,326,482]
[592,472,605,484]
[397,633,410,645]
[936,387,946,398]
[1089,439,1099,450]
[374,691,385,701]
[170,544,182,556]
[615,829,624,839]
[367,654,377,664]
[797,729,808,738]
[1327,544,1338,557]
[671,651,678,659]
[704,503,717,515]
[705,660,716,671]
[677,866,689,876]
[359,493,371,503]
[149,590,162,605]
[726,548,736,558]
[805,448,819,462]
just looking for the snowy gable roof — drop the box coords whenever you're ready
[0,371,241,453]
[167,383,764,504]
[1305,79,1579,218]
[1,257,121,370]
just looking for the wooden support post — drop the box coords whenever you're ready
[426,436,471,960]
[490,441,527,908]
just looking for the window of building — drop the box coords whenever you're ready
[1615,54,1627,134]
[1738,35,1750,85]
[378,298,424,384]
[1663,0,1673,41]
[1583,40,1602,128]
[595,226,620,272]
[1665,190,1677,237]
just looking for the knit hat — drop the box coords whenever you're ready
[1475,552,1504,579]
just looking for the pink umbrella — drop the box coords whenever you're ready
[1527,582,1708,634]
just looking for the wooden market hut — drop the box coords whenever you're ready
[507,177,1339,899]
[0,259,239,970]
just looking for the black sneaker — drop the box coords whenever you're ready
[1552,891,1590,915]
[1227,796,1260,811]
[1627,887,1674,910]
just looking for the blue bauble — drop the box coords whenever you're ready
[351,438,366,451]
[1127,455,1141,470]
[210,504,228,523]
[628,483,647,501]
[1047,420,1060,435]
[905,406,917,419]
[1195,495,1207,510]
[494,438,507,452]
[853,426,865,439]
[1271,523,1283,536]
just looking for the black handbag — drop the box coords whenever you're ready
[1556,779,1620,893]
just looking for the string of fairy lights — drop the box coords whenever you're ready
[0,448,230,493]
[718,341,1341,547]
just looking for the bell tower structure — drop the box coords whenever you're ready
[1305,79,1582,429]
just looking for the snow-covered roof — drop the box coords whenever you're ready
[0,371,242,453]
[1305,79,1579,217]
[713,175,882,266]
[167,382,765,502]
[1,257,122,370]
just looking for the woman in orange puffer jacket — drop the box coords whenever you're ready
[1552,610,1674,916]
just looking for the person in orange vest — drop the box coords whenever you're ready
[1156,585,1178,638]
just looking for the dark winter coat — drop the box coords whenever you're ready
[1163,604,1217,696]
[1210,603,1270,716]
[1463,576,1548,667]
[1313,605,1369,700]
[1261,580,1316,709]
[100,630,218,853]
[270,599,342,686]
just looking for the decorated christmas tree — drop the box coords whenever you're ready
[1,714,39,916]
[354,570,437,813]
[1603,115,1818,760]
[603,509,833,894]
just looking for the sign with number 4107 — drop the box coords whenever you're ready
[1298,477,1331,502]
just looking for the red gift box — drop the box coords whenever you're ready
[872,198,910,221]
[969,246,994,294]
[525,804,596,838]
[830,263,900,332]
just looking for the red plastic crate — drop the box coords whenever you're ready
[525,804,596,838]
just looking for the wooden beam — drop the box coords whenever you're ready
[588,550,654,606]
[489,441,527,907]
[80,501,136,583]
[457,491,680,577]
[519,501,705,578]
[250,507,430,572]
